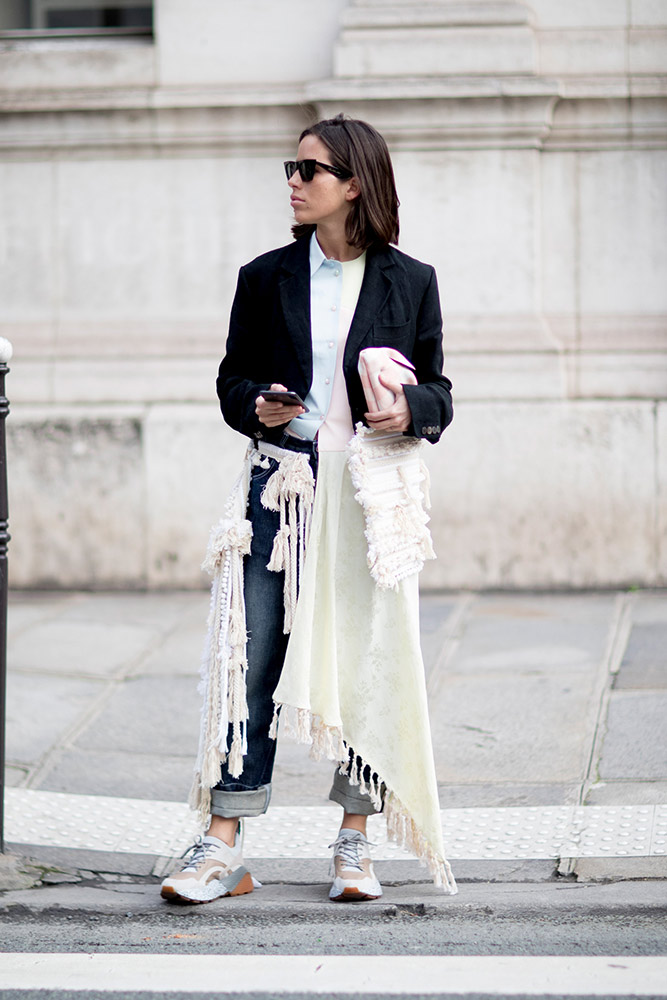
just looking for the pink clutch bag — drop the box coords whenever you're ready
[358,347,417,413]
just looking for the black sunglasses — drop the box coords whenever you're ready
[284,159,352,182]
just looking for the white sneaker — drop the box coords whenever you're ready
[160,827,254,904]
[329,828,383,902]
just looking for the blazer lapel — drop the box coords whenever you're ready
[278,237,312,387]
[343,247,395,368]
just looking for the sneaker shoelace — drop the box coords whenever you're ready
[328,832,372,874]
[179,837,221,872]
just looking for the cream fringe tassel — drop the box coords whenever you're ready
[269,703,458,895]
[188,447,254,825]
[188,443,315,824]
[260,448,315,633]
[347,424,436,591]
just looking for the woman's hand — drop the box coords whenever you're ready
[256,383,305,428]
[364,372,412,433]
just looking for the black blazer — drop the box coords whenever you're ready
[216,236,453,445]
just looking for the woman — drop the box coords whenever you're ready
[161,113,456,904]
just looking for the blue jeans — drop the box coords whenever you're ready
[210,433,382,819]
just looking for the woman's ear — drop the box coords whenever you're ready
[345,176,361,201]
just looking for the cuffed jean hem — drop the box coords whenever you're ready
[210,784,272,818]
[328,769,384,816]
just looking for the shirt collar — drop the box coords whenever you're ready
[309,231,329,277]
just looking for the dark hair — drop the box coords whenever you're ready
[291,113,400,250]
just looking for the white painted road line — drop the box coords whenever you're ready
[1,954,666,995]
[6,789,667,861]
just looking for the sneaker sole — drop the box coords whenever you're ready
[161,868,254,904]
[330,887,382,902]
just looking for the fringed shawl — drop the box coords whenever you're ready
[189,431,457,895]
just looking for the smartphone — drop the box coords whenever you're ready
[261,390,309,412]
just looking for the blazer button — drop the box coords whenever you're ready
[421,426,428,435]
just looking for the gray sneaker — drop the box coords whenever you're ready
[329,828,383,902]
[160,826,254,904]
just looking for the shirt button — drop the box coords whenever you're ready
[331,305,337,312]
[334,269,340,276]
[328,341,334,348]
[325,378,331,385]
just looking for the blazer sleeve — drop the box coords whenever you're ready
[216,266,271,440]
[402,266,453,444]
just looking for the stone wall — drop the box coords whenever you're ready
[2,0,666,589]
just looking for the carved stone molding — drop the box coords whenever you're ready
[2,88,665,153]
[341,1,534,29]
[1,0,665,152]
[334,1,537,79]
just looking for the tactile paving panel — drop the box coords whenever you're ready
[6,789,667,862]
[5,789,200,859]
[441,804,664,860]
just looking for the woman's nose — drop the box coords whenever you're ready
[288,171,300,189]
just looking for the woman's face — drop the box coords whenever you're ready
[288,134,358,230]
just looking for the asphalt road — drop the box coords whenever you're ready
[2,896,667,957]
[1,881,666,999]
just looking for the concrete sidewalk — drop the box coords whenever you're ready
[2,588,667,901]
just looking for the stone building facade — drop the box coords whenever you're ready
[2,0,666,590]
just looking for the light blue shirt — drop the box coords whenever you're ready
[288,233,343,440]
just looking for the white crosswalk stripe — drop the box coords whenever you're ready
[1,953,666,995]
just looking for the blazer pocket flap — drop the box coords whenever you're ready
[372,319,413,345]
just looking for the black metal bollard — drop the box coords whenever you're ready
[0,339,12,853]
